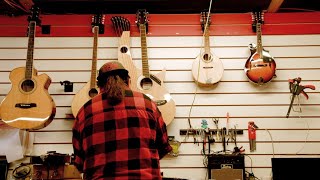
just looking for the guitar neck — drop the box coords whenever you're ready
[25,21,36,79]
[256,23,263,58]
[139,24,150,77]
[90,26,99,89]
[203,25,211,54]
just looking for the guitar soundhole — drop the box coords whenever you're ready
[88,88,98,98]
[120,46,128,54]
[21,79,35,92]
[140,77,153,90]
[203,53,211,61]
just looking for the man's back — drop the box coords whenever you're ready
[73,90,171,180]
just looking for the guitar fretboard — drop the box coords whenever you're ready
[203,24,211,54]
[256,23,263,58]
[139,24,150,77]
[25,21,36,79]
[90,26,99,89]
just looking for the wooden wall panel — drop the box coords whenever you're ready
[0,12,320,36]
[0,12,320,180]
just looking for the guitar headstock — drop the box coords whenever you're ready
[200,11,211,32]
[251,10,264,32]
[111,16,130,37]
[135,9,149,32]
[28,5,41,25]
[92,13,105,34]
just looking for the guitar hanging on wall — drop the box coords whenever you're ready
[244,10,276,85]
[135,9,176,125]
[71,14,104,118]
[111,16,139,90]
[0,6,56,130]
[192,11,224,86]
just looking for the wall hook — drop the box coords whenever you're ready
[60,81,73,92]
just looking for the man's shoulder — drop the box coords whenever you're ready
[125,90,151,100]
[77,93,103,116]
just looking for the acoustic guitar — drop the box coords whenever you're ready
[192,11,224,86]
[0,6,56,130]
[71,14,104,117]
[111,16,138,91]
[244,11,276,85]
[135,10,176,125]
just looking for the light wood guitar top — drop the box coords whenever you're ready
[117,31,176,125]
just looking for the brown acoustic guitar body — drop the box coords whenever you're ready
[245,49,276,85]
[0,67,56,130]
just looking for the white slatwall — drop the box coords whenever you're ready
[1,34,320,180]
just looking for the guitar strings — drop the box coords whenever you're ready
[187,0,213,129]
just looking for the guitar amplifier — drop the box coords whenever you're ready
[207,154,245,180]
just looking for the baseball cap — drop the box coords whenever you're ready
[99,61,127,73]
[97,61,129,87]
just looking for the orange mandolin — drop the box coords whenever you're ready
[244,11,276,85]
[0,6,56,130]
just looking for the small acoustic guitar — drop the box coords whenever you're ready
[111,16,137,90]
[112,12,176,125]
[135,10,176,125]
[71,14,104,117]
[244,11,276,85]
[0,6,56,130]
[192,11,224,86]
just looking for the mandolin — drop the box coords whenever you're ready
[192,11,224,86]
[0,6,56,130]
[122,9,175,125]
[71,14,104,117]
[244,11,276,85]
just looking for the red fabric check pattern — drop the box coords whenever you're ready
[73,90,172,180]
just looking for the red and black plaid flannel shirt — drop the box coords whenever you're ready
[72,90,172,180]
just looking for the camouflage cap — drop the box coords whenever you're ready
[99,61,127,73]
[97,61,129,87]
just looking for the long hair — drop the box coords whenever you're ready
[97,70,129,105]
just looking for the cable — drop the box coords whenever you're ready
[295,114,310,154]
[3,0,28,12]
[289,93,310,154]
[12,163,31,179]
[264,129,275,158]
[279,8,317,12]
[187,0,213,129]
[263,128,275,180]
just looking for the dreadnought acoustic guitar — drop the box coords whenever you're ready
[192,11,224,86]
[71,14,104,117]
[244,11,276,85]
[0,6,56,130]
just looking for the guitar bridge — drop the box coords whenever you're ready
[155,100,167,106]
[15,103,37,109]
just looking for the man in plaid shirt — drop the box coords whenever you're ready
[72,61,172,179]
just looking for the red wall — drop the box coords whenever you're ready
[0,12,319,37]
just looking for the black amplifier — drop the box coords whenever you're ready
[207,154,245,180]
